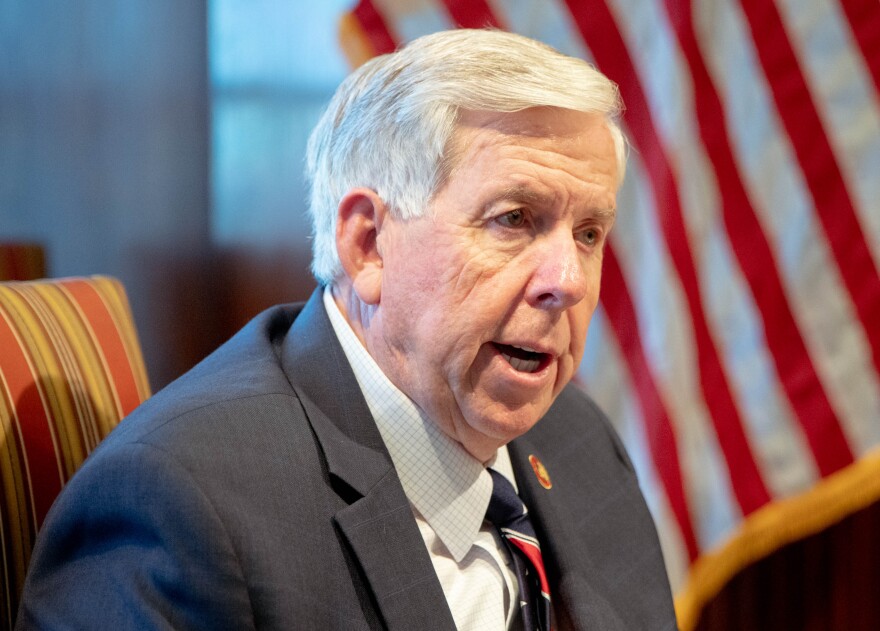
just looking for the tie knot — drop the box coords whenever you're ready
[486,468,528,528]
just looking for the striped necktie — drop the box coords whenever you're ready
[486,468,552,631]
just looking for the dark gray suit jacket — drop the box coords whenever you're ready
[17,290,677,630]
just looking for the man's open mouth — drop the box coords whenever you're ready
[492,343,550,373]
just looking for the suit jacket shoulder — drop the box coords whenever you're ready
[18,293,454,630]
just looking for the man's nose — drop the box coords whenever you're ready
[525,232,588,310]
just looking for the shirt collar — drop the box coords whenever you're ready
[322,286,516,562]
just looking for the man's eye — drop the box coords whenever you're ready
[578,227,600,246]
[498,209,527,228]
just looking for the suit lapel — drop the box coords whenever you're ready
[334,469,458,630]
[280,290,456,630]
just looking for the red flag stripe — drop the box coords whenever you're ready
[739,0,880,382]
[601,248,699,560]
[438,0,502,29]
[353,0,398,55]
[660,0,855,477]
[564,0,773,515]
[838,0,880,97]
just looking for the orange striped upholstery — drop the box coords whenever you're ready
[0,244,46,281]
[0,276,150,628]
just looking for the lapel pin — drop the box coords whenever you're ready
[529,454,552,489]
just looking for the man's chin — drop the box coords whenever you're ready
[461,405,548,453]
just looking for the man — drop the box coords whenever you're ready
[18,29,677,630]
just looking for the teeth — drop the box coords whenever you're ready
[500,351,542,373]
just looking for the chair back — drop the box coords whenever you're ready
[0,275,150,628]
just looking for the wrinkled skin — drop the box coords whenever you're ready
[335,107,620,462]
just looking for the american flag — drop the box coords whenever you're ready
[339,0,880,627]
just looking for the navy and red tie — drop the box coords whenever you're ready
[486,468,552,631]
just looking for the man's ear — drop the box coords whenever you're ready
[336,188,387,305]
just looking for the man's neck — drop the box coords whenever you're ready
[328,280,374,349]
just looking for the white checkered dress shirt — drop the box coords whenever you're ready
[323,287,520,630]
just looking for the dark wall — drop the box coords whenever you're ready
[0,1,218,388]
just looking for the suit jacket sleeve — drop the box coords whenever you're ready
[17,441,254,630]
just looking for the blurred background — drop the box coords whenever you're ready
[2,1,350,389]
[2,1,879,629]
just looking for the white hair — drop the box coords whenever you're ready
[306,29,626,284]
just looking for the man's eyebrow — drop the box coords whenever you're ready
[478,185,554,217]
[494,185,617,220]
[497,185,554,207]
[592,206,617,221]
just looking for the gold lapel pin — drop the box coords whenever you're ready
[529,454,552,489]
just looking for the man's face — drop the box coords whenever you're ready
[368,107,619,461]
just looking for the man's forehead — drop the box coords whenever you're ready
[447,109,615,173]
[433,107,620,215]
[455,107,605,139]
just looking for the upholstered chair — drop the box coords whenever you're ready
[0,275,150,629]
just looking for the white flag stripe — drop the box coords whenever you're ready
[606,0,691,158]
[698,0,880,456]
[488,0,591,62]
[581,311,641,465]
[607,0,816,501]
[581,306,692,591]
[625,404,692,592]
[775,0,880,268]
[580,309,631,432]
[373,0,452,43]
[612,147,744,551]
[701,218,821,495]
